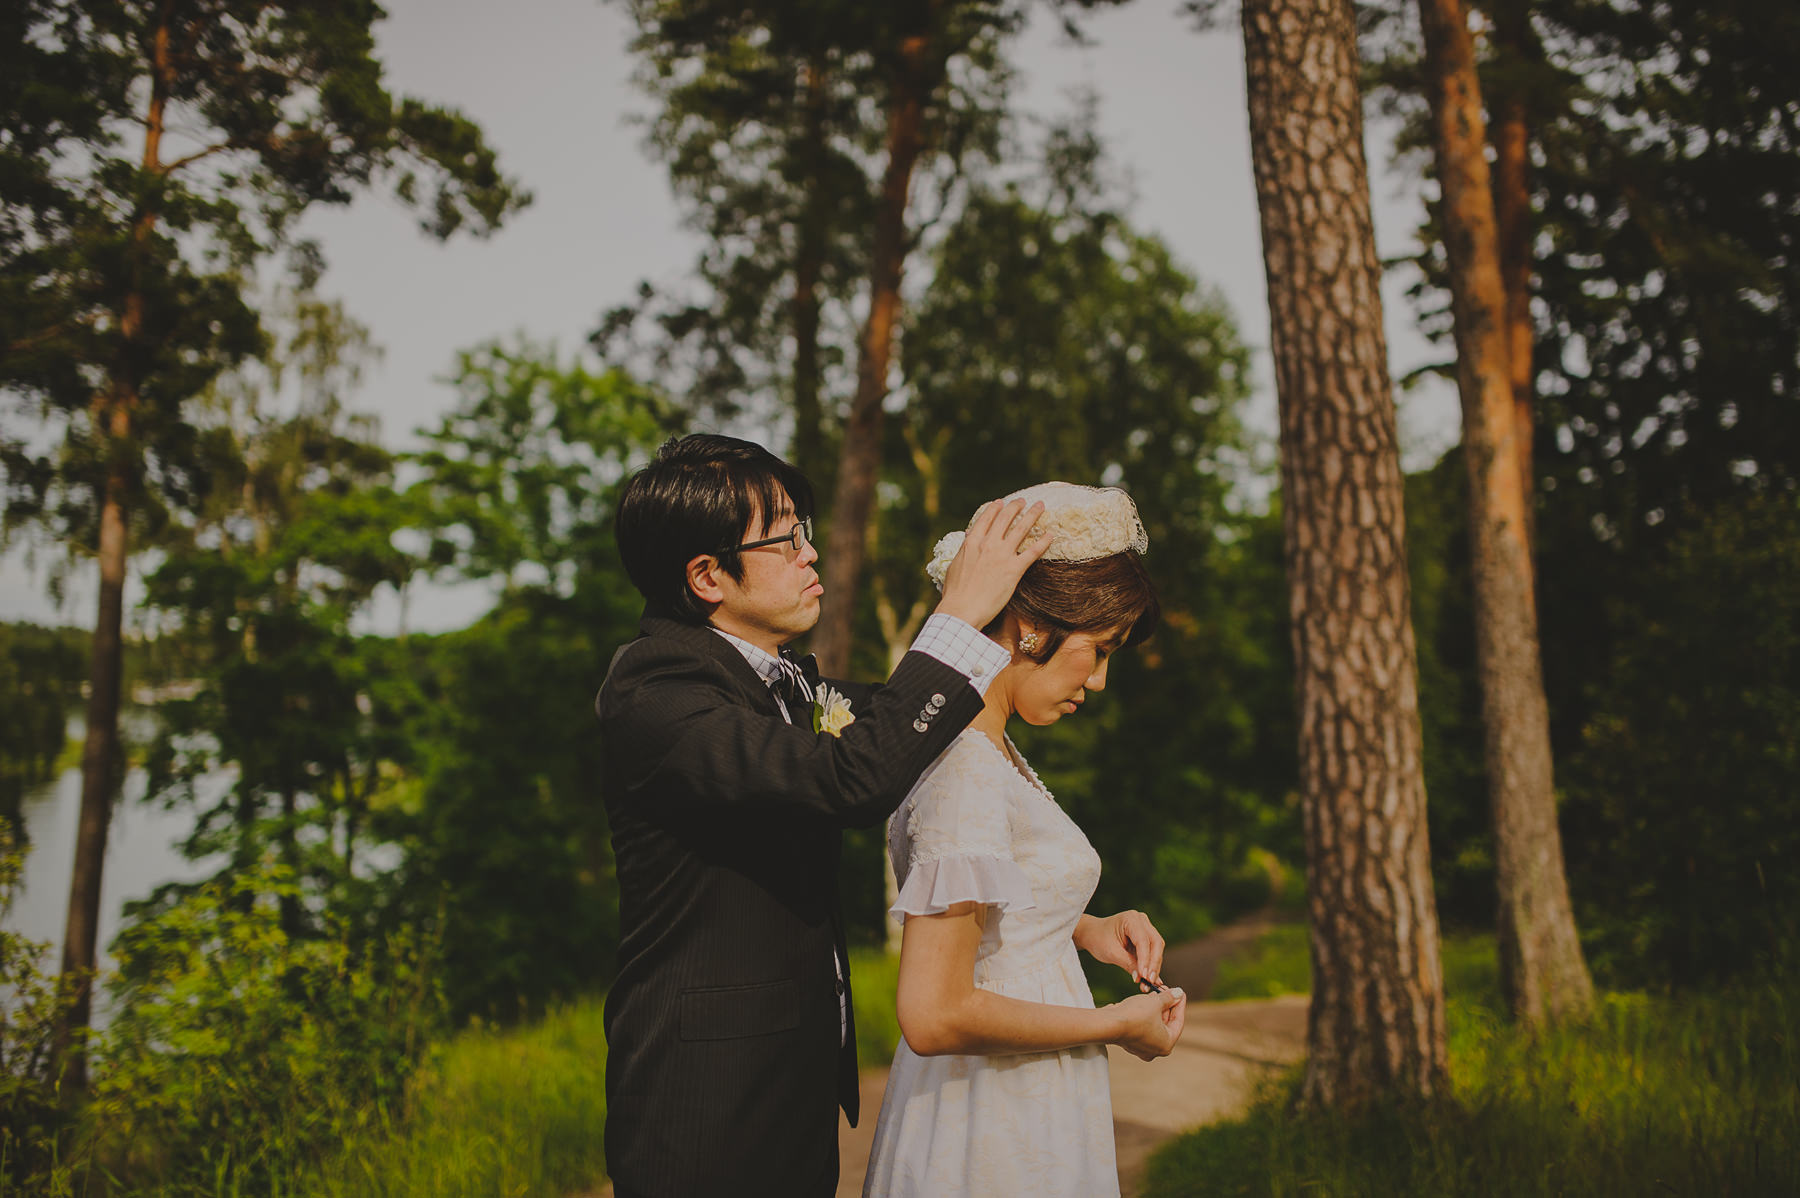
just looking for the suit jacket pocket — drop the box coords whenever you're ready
[678,979,803,1041]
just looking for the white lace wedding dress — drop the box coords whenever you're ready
[861,729,1118,1198]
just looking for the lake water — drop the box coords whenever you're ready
[6,763,220,984]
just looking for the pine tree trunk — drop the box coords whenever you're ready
[1416,0,1593,1023]
[53,14,176,1089]
[790,54,830,484]
[1490,0,1536,561]
[812,4,935,677]
[54,426,129,1091]
[1241,0,1448,1106]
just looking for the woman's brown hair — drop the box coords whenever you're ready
[986,551,1160,663]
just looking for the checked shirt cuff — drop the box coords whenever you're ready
[911,613,1010,698]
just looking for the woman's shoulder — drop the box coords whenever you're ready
[925,729,1021,788]
[900,732,1019,821]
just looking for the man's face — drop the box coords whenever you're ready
[711,492,822,648]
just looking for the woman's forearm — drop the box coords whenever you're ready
[899,985,1126,1057]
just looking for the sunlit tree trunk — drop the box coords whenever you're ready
[814,1,937,677]
[1417,0,1593,1024]
[1241,0,1448,1106]
[790,54,830,484]
[55,14,175,1089]
[1489,0,1536,562]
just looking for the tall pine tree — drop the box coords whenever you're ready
[0,0,526,1087]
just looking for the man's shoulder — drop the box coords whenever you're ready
[599,627,702,707]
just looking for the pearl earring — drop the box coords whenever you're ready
[1018,631,1042,655]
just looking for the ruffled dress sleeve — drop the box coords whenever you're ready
[889,741,1035,923]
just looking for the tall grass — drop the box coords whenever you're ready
[1145,940,1799,1197]
[850,947,903,1067]
[291,1001,608,1198]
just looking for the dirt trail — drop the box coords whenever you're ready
[591,916,1307,1198]
[838,913,1307,1197]
[836,994,1305,1198]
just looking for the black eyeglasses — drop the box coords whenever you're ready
[724,516,813,555]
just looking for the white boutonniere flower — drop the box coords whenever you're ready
[813,684,855,737]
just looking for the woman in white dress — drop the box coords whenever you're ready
[862,483,1189,1198]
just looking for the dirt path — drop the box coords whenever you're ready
[838,913,1307,1197]
[836,994,1305,1198]
[591,916,1306,1198]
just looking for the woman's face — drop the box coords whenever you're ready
[1010,627,1128,726]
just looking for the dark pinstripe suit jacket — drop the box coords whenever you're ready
[594,608,984,1197]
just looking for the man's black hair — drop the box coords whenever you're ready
[614,434,816,622]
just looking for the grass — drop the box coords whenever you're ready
[1211,922,1498,1003]
[1143,933,1799,1197]
[291,1000,609,1198]
[850,946,903,1067]
[1211,922,1311,1000]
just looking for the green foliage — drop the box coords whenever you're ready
[1209,922,1498,1005]
[606,0,1028,477]
[291,1001,609,1198]
[1401,453,1492,929]
[0,0,527,559]
[1143,974,1800,1197]
[90,867,444,1195]
[138,301,421,931]
[410,338,681,591]
[0,623,84,819]
[394,342,679,1021]
[0,826,85,1194]
[849,946,904,1067]
[1559,492,1800,986]
[1211,923,1311,1002]
[837,115,1294,946]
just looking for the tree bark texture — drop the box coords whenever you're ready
[1490,0,1537,562]
[789,54,830,485]
[1241,0,1448,1106]
[55,7,176,1091]
[1416,0,1593,1023]
[813,6,935,677]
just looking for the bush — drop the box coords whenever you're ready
[1561,493,1800,987]
[89,867,442,1194]
[0,827,84,1195]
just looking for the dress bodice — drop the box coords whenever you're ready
[887,729,1102,987]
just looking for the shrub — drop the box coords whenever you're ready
[0,826,85,1194]
[89,867,442,1194]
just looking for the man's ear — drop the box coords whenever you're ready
[685,554,728,606]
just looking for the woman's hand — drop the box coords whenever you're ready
[1075,910,1167,991]
[1109,988,1188,1061]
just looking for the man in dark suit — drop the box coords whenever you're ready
[595,434,1048,1197]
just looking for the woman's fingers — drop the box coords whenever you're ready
[1119,910,1166,989]
[1162,988,1188,1043]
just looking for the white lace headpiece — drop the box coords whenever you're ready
[926,482,1149,591]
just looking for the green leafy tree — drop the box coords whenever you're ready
[140,296,417,940]
[0,0,527,1085]
[832,119,1286,954]
[604,0,886,482]
[1362,0,1799,989]
[399,340,681,1019]
[1560,492,1800,985]
[0,623,86,822]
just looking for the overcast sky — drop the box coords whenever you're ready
[0,0,1459,633]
